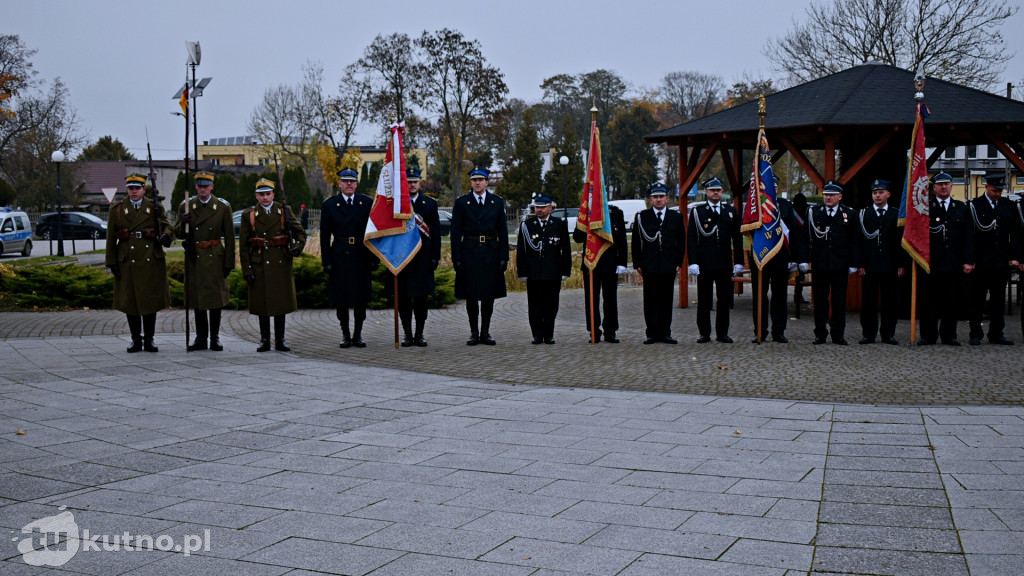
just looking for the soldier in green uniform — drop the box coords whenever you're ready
[105,173,171,353]
[174,170,235,351]
[239,178,307,352]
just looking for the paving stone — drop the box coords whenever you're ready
[478,536,641,574]
[241,537,404,574]
[583,524,734,558]
[816,523,962,552]
[811,546,969,576]
[460,511,607,544]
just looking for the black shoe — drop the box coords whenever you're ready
[401,335,415,347]
[696,336,711,344]
[414,336,428,347]
[833,338,848,345]
[969,337,982,346]
[544,338,556,344]
[858,337,874,345]
[773,335,789,343]
[143,339,158,353]
[812,337,827,345]
[127,338,143,353]
[882,338,899,345]
[662,336,678,344]
[275,340,291,352]
[943,339,961,347]
[990,336,1014,346]
[532,337,544,345]
[209,338,223,351]
[751,337,763,344]
[604,334,620,343]
[339,337,352,349]
[352,337,366,348]
[916,339,935,346]
[643,337,657,345]
[187,339,208,352]
[257,339,271,352]
[467,335,479,346]
[716,336,733,344]
[479,333,496,345]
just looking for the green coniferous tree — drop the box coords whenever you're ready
[495,109,543,211]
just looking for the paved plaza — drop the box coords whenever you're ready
[2,286,1024,574]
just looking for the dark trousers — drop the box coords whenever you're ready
[192,308,222,341]
[126,313,157,341]
[258,315,286,341]
[526,279,561,340]
[969,268,1009,340]
[465,299,495,335]
[337,307,366,337]
[399,295,429,337]
[751,265,790,339]
[582,268,619,337]
[642,272,675,339]
[812,270,849,340]
[696,269,733,338]
[919,271,961,343]
[861,271,898,340]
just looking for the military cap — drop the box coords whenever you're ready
[932,172,953,184]
[703,177,724,190]
[531,194,553,207]
[255,178,276,193]
[822,181,843,195]
[125,173,147,188]
[406,168,421,182]
[338,168,358,181]
[871,179,891,191]
[468,167,489,179]
[984,174,1006,189]
[194,171,215,185]
[648,183,669,197]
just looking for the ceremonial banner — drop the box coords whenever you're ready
[576,120,613,270]
[364,123,420,274]
[179,85,188,114]
[898,101,930,273]
[742,127,784,269]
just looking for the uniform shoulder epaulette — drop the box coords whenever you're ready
[217,197,231,208]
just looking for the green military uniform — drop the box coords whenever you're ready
[174,171,235,351]
[239,178,307,351]
[105,173,171,352]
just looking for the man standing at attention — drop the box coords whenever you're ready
[517,194,571,344]
[856,179,905,345]
[632,183,685,344]
[800,181,858,345]
[967,174,1017,346]
[919,172,974,346]
[572,203,628,343]
[687,177,744,344]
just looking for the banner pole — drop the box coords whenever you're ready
[756,267,763,343]
[910,263,918,343]
[589,270,597,343]
[394,279,400,349]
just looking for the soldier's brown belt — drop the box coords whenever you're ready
[194,239,222,249]
[115,228,157,240]
[248,235,290,248]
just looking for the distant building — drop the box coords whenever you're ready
[929,144,1022,200]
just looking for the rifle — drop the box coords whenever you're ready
[273,153,296,250]
[145,128,164,240]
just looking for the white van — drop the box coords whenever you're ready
[0,208,32,257]
[608,199,648,231]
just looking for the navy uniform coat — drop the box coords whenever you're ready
[451,191,509,300]
[240,202,307,317]
[857,205,906,274]
[387,193,443,298]
[631,208,685,274]
[105,196,170,315]
[969,196,1018,269]
[807,204,858,271]
[929,197,974,272]
[174,195,234,310]
[320,192,375,307]
[687,202,744,271]
[516,215,572,280]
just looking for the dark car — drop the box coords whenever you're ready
[437,210,451,237]
[233,210,244,237]
[35,212,107,240]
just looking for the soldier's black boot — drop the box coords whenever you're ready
[352,308,366,348]
[414,318,427,347]
[189,310,209,351]
[142,313,158,352]
[126,314,143,353]
[209,309,223,351]
[479,312,496,345]
[400,316,414,347]
[274,315,291,352]
[257,316,272,352]
[127,337,143,353]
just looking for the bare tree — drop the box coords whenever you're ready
[417,28,508,197]
[1,35,37,119]
[765,0,1017,89]
[247,83,309,161]
[356,33,424,134]
[659,71,725,124]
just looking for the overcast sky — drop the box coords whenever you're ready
[8,0,1024,160]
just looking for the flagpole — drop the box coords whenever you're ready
[589,272,597,343]
[755,96,766,344]
[910,263,918,343]
[182,65,191,351]
[394,278,400,349]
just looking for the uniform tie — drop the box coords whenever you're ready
[347,197,352,206]
[711,204,719,214]
[877,208,884,218]
[827,208,835,218]
[657,210,663,222]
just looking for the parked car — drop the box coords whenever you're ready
[550,207,579,231]
[35,212,107,240]
[608,199,648,231]
[0,208,33,257]
[233,209,244,237]
[437,210,451,237]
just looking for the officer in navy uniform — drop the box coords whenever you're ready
[799,181,858,345]
[967,174,1019,345]
[919,171,974,346]
[321,167,376,348]
[572,203,628,342]
[451,168,509,345]
[386,169,442,347]
[517,194,572,344]
[632,183,686,344]
[687,177,744,343]
[856,179,906,345]
[750,181,802,343]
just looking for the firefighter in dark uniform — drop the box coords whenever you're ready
[632,183,685,344]
[517,194,572,344]
[105,173,172,353]
[856,179,906,345]
[572,203,628,343]
[321,167,375,348]
[919,171,974,346]
[687,177,744,343]
[799,181,858,345]
[967,174,1019,345]
[175,170,235,351]
[386,168,442,347]
[240,178,307,352]
[750,185,802,343]
[451,168,509,345]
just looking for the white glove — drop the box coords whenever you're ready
[688,264,700,276]
[848,267,858,275]
[561,275,569,281]
[788,262,798,272]
[732,264,744,275]
[615,265,628,275]
[798,263,809,273]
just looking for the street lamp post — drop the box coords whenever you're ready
[559,155,569,212]
[50,150,65,256]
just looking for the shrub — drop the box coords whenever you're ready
[1,264,113,309]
